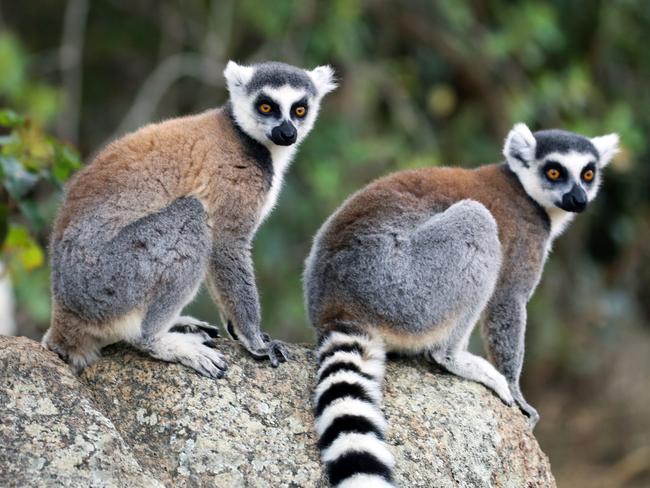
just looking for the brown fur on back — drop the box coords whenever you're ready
[322,163,550,274]
[53,108,268,241]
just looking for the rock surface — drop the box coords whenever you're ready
[0,335,556,487]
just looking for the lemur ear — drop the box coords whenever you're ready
[309,65,337,97]
[503,123,537,168]
[591,133,619,167]
[224,61,254,94]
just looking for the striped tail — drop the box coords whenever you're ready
[314,330,395,488]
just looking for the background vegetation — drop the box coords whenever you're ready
[1,1,648,486]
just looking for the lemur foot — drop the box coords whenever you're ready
[427,350,514,406]
[226,321,289,367]
[512,389,539,428]
[260,333,290,367]
[169,315,220,338]
[139,331,228,379]
[246,334,290,368]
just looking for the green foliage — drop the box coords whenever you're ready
[0,108,81,270]
[2,1,650,357]
[2,5,649,481]
[0,33,80,328]
[0,33,61,124]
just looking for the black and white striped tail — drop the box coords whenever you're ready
[314,330,395,488]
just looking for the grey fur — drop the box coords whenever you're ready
[306,200,512,403]
[306,126,615,486]
[308,201,500,336]
[50,197,228,376]
[534,129,598,159]
[305,125,616,435]
[44,60,335,377]
[52,197,209,324]
[246,62,316,96]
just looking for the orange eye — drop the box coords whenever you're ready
[583,169,594,182]
[546,168,561,181]
[258,103,272,114]
[294,106,307,117]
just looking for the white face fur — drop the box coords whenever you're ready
[224,61,336,224]
[224,61,336,151]
[504,123,619,238]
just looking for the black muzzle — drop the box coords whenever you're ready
[558,184,587,212]
[270,121,297,146]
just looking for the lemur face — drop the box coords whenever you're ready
[504,123,619,214]
[224,61,336,148]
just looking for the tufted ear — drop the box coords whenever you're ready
[503,122,537,168]
[224,60,254,94]
[591,133,619,167]
[309,65,337,97]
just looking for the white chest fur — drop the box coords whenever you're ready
[543,207,576,257]
[547,207,575,240]
[258,145,297,224]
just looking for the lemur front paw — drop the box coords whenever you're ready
[246,334,289,368]
[227,321,289,367]
[261,333,290,367]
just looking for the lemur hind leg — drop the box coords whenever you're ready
[411,200,513,404]
[131,280,228,379]
[43,304,104,372]
[121,197,228,378]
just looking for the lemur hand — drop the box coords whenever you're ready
[227,321,290,367]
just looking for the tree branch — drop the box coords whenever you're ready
[56,0,89,144]
[108,53,224,141]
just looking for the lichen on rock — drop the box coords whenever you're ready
[0,335,555,487]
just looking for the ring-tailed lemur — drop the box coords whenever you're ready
[43,61,336,378]
[304,123,618,487]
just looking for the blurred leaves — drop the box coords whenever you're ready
[0,0,646,347]
[0,115,81,272]
[0,34,26,98]
[0,33,61,124]
[0,1,648,485]
[0,155,38,200]
[0,34,80,287]
[0,109,25,128]
[3,225,44,271]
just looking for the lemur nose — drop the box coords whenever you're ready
[271,120,297,146]
[562,184,587,212]
[280,121,296,141]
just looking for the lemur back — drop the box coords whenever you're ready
[304,124,618,487]
[44,60,336,376]
[52,109,268,244]
[307,164,549,334]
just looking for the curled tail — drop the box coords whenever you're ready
[314,330,395,487]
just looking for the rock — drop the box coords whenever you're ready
[0,335,556,487]
[0,336,161,488]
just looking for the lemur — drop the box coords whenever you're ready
[43,61,336,378]
[304,123,619,487]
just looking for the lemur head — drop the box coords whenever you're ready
[224,61,336,148]
[504,123,619,215]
